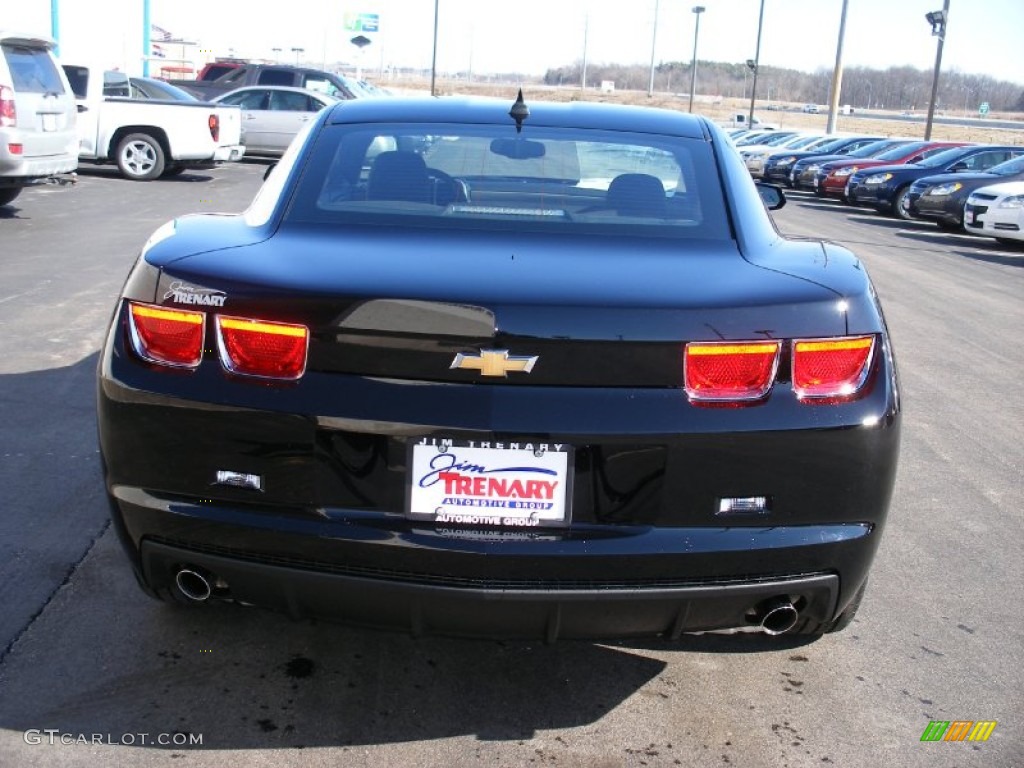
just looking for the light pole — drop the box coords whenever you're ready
[923,2,949,140]
[747,0,765,127]
[430,0,439,96]
[825,0,849,134]
[291,47,304,65]
[648,0,660,97]
[581,13,589,91]
[272,47,281,62]
[688,6,705,113]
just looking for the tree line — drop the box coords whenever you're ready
[541,60,1024,113]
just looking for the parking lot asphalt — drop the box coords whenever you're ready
[0,161,1020,767]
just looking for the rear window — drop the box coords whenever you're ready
[285,122,731,240]
[2,44,65,94]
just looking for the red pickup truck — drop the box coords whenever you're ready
[169,64,358,102]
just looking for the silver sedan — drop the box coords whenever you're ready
[211,85,338,157]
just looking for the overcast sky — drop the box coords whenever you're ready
[10,0,1024,86]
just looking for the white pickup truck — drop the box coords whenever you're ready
[61,64,245,180]
[724,112,780,131]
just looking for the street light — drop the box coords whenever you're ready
[926,9,947,36]
[291,47,304,65]
[271,47,281,62]
[923,1,949,140]
[687,6,705,113]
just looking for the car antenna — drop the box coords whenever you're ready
[509,89,529,134]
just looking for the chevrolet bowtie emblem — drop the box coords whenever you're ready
[450,349,538,377]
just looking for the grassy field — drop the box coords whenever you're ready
[384,78,1024,146]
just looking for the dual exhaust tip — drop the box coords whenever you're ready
[174,566,801,635]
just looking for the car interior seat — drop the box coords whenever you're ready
[366,151,432,203]
[606,173,667,217]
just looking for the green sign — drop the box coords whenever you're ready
[979,102,990,116]
[344,13,379,33]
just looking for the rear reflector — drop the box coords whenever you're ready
[208,114,220,142]
[128,302,205,368]
[792,335,875,400]
[216,316,308,380]
[684,341,781,402]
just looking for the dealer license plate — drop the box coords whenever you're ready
[407,438,572,528]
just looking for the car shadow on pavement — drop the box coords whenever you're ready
[0,354,110,652]
[73,167,217,183]
[952,247,1024,267]
[841,212,927,231]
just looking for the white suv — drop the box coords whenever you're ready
[0,31,78,207]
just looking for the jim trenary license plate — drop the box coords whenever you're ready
[407,438,573,527]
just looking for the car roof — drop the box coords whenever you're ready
[215,85,339,100]
[324,96,710,138]
[973,180,1024,196]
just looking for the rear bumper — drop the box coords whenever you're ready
[214,143,246,162]
[0,146,78,180]
[132,519,853,640]
[108,484,879,640]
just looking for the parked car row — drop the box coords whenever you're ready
[1,31,389,207]
[731,126,1024,247]
[113,65,393,160]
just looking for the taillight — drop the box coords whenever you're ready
[216,316,308,380]
[684,341,781,402]
[0,85,15,127]
[128,302,205,368]
[208,114,220,142]
[792,335,875,400]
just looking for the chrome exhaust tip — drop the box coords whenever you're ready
[757,596,800,635]
[175,568,213,602]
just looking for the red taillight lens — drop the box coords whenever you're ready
[208,114,220,142]
[0,85,15,127]
[216,316,308,380]
[128,302,205,368]
[684,341,781,402]
[792,335,875,400]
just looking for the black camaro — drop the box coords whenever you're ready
[97,95,901,641]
